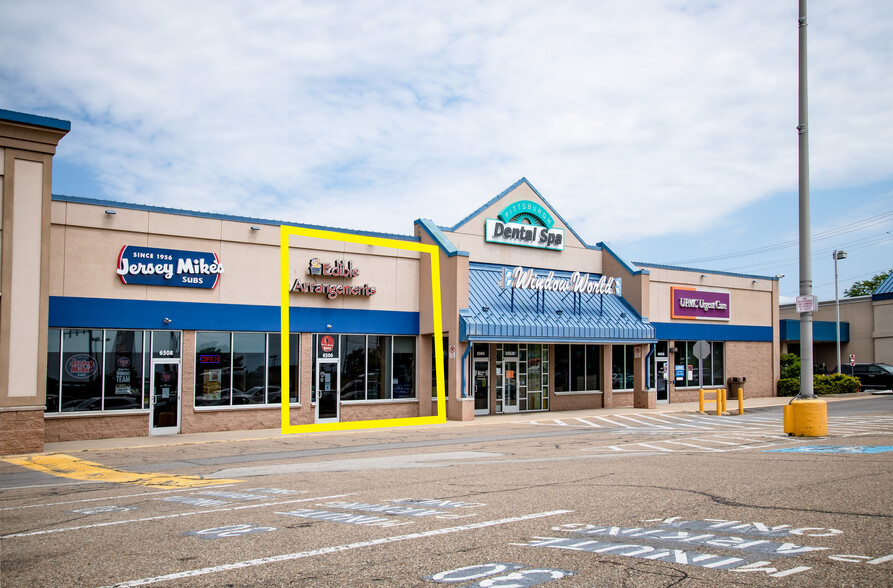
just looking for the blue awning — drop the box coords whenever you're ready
[461,263,656,343]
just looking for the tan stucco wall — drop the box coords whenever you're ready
[779,296,889,367]
[50,201,422,314]
[1,117,68,454]
[644,265,777,327]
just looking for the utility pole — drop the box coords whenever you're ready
[797,0,814,398]
[785,0,827,436]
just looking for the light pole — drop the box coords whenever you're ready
[833,250,847,374]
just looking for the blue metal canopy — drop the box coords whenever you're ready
[461,263,656,343]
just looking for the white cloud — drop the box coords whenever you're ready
[1,0,891,245]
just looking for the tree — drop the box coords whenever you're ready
[844,269,892,297]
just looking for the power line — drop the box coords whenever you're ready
[665,210,893,265]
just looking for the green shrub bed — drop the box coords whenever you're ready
[777,373,861,396]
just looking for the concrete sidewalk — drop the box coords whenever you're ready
[38,392,878,455]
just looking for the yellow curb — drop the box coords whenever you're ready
[2,454,240,488]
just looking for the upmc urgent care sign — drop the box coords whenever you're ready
[670,287,730,321]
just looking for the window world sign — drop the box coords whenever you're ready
[506,266,622,296]
[117,246,223,289]
[670,287,730,321]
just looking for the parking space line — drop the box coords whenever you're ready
[100,509,573,588]
[0,485,240,512]
[0,493,355,540]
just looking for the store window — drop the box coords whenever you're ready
[673,340,725,387]
[195,332,299,407]
[611,345,635,390]
[46,329,152,413]
[495,343,549,412]
[311,334,416,402]
[393,336,416,399]
[554,344,602,393]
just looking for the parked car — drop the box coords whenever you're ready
[830,363,893,391]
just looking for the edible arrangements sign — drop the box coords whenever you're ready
[671,287,730,321]
[485,199,565,251]
[117,246,223,289]
[290,258,376,300]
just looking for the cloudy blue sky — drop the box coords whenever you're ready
[2,0,891,304]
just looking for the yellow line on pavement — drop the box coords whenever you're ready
[2,454,240,488]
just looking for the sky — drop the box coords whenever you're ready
[1,0,891,305]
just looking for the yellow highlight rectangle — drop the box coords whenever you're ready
[280,225,446,434]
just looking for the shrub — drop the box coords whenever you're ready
[777,374,861,396]
[777,378,800,396]
[815,373,861,395]
[780,353,801,380]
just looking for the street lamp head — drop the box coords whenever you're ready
[833,250,847,260]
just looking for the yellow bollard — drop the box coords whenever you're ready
[699,389,705,413]
[785,397,828,436]
[720,389,727,414]
[737,388,744,415]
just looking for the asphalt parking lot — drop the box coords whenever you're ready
[2,394,891,587]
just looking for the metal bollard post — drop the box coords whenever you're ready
[715,389,721,416]
[737,388,744,415]
[699,389,705,413]
[720,389,727,414]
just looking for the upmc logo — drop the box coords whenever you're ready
[320,336,335,353]
[66,354,98,379]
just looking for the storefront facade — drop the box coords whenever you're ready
[0,110,781,453]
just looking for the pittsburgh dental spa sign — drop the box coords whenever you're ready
[117,246,223,289]
[671,287,730,321]
[291,258,376,300]
[506,266,622,296]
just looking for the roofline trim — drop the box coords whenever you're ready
[414,218,469,257]
[52,194,420,243]
[0,108,71,132]
[635,261,776,281]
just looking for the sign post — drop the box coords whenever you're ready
[692,340,711,390]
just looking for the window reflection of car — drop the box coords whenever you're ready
[61,396,142,411]
[232,386,274,404]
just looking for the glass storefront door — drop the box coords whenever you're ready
[316,360,339,423]
[503,359,519,413]
[150,361,180,435]
[473,359,489,415]
[656,359,669,403]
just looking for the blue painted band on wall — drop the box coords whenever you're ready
[651,322,773,342]
[49,296,419,335]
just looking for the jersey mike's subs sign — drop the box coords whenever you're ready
[117,246,223,289]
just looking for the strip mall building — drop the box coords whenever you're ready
[0,110,780,454]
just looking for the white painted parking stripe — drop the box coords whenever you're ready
[0,493,355,540]
[101,509,574,588]
[635,415,682,425]
[575,418,602,427]
[637,443,674,452]
[592,417,633,428]
[644,415,713,429]
[661,441,724,451]
[613,415,673,428]
[0,485,241,512]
